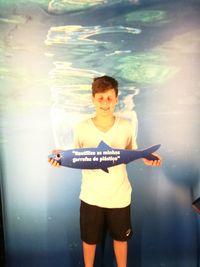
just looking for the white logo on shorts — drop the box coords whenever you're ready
[125,229,132,237]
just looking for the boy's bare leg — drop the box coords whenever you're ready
[113,240,127,267]
[83,241,96,267]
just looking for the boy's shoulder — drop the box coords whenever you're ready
[74,117,92,130]
[116,116,130,123]
[115,112,138,139]
[116,117,133,130]
[115,112,137,126]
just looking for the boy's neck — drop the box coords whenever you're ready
[92,115,116,132]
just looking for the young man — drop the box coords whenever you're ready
[49,76,161,267]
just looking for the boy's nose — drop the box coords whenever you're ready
[102,99,109,105]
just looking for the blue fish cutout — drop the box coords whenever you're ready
[48,141,161,173]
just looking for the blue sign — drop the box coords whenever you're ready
[49,141,161,173]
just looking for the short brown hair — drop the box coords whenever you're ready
[92,76,118,97]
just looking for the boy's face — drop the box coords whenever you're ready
[92,88,118,117]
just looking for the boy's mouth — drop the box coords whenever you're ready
[101,107,110,111]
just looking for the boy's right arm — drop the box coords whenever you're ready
[48,149,63,168]
[48,122,81,167]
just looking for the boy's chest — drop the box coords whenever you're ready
[80,127,129,149]
[95,125,113,133]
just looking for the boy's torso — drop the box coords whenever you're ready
[74,117,137,208]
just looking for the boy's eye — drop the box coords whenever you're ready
[98,97,103,102]
[97,97,113,102]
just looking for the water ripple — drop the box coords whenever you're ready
[48,0,120,14]
[45,25,141,46]
[46,25,141,147]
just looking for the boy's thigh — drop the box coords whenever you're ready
[106,205,133,241]
[80,201,106,244]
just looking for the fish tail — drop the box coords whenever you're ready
[142,144,161,160]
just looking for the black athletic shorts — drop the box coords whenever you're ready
[80,201,133,244]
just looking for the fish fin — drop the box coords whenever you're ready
[145,144,161,154]
[142,144,161,160]
[98,141,111,150]
[144,153,159,161]
[101,168,109,173]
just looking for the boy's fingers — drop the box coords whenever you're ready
[153,160,158,166]
[152,153,162,166]
[154,159,161,166]
[53,160,60,167]
[48,158,60,167]
[147,160,153,165]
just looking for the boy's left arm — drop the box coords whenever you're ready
[126,141,162,167]
[142,153,162,166]
[126,126,161,166]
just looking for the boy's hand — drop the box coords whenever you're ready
[48,149,63,168]
[142,153,161,166]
